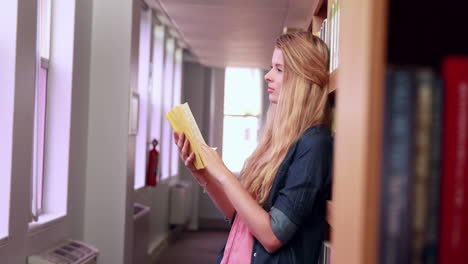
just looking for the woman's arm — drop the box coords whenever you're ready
[200,145,283,254]
[192,169,236,221]
[174,133,235,220]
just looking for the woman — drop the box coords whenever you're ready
[174,31,333,264]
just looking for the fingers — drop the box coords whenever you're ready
[173,132,197,171]
[177,133,184,149]
[182,137,190,158]
[185,152,195,168]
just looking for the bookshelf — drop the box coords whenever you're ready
[332,0,387,260]
[311,0,340,234]
[315,0,468,263]
[311,0,327,34]
[309,0,388,263]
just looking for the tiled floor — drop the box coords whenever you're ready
[156,230,229,264]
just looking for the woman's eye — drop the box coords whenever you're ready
[277,68,282,72]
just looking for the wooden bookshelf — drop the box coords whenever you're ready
[311,0,327,32]
[330,0,388,263]
[311,0,468,263]
[310,0,388,263]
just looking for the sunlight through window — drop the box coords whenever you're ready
[222,68,263,173]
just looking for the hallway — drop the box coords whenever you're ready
[156,230,229,264]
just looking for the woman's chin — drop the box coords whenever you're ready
[269,94,278,104]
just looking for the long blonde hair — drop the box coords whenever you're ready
[240,32,330,204]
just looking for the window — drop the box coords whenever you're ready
[146,24,183,181]
[149,25,165,139]
[222,68,263,173]
[170,47,183,177]
[31,0,51,221]
[0,3,17,239]
[149,24,165,177]
[0,73,13,242]
[134,7,152,189]
[160,37,175,179]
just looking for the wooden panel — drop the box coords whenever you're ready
[310,0,327,32]
[331,0,388,264]
[312,0,326,15]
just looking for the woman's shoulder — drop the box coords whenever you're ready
[295,125,333,156]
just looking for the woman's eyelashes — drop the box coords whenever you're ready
[270,65,283,72]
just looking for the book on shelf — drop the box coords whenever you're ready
[379,68,416,264]
[328,0,340,72]
[379,58,468,264]
[411,69,436,264]
[424,75,443,264]
[165,102,207,169]
[439,57,468,263]
[314,0,340,73]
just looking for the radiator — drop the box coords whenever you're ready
[28,239,98,264]
[169,181,192,225]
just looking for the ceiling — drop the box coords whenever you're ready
[148,0,317,69]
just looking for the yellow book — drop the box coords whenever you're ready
[165,103,206,169]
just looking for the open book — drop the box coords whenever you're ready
[165,103,206,169]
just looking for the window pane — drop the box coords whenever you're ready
[39,0,51,60]
[224,68,262,116]
[32,66,48,218]
[222,116,259,173]
[134,8,152,189]
[0,81,13,240]
[149,25,165,148]
[161,38,175,179]
[171,47,183,177]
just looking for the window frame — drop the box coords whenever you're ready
[31,0,52,221]
[160,37,176,180]
[134,6,153,190]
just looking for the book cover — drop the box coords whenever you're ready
[411,69,434,264]
[423,77,443,264]
[165,102,207,169]
[439,57,468,263]
[379,69,415,264]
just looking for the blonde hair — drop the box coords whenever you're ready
[240,32,330,204]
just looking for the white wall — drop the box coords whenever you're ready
[67,0,92,242]
[134,183,171,255]
[182,59,227,224]
[0,1,36,263]
[82,0,140,263]
[199,67,227,222]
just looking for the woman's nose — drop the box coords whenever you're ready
[264,71,272,82]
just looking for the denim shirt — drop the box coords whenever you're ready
[215,125,333,264]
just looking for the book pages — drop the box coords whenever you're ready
[165,103,206,169]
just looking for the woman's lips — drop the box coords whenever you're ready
[268,87,275,93]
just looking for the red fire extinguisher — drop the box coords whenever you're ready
[147,139,159,187]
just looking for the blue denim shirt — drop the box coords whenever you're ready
[216,125,333,264]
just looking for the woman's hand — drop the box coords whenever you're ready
[199,144,232,185]
[173,132,197,172]
[173,132,208,185]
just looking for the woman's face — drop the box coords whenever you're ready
[264,48,284,104]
